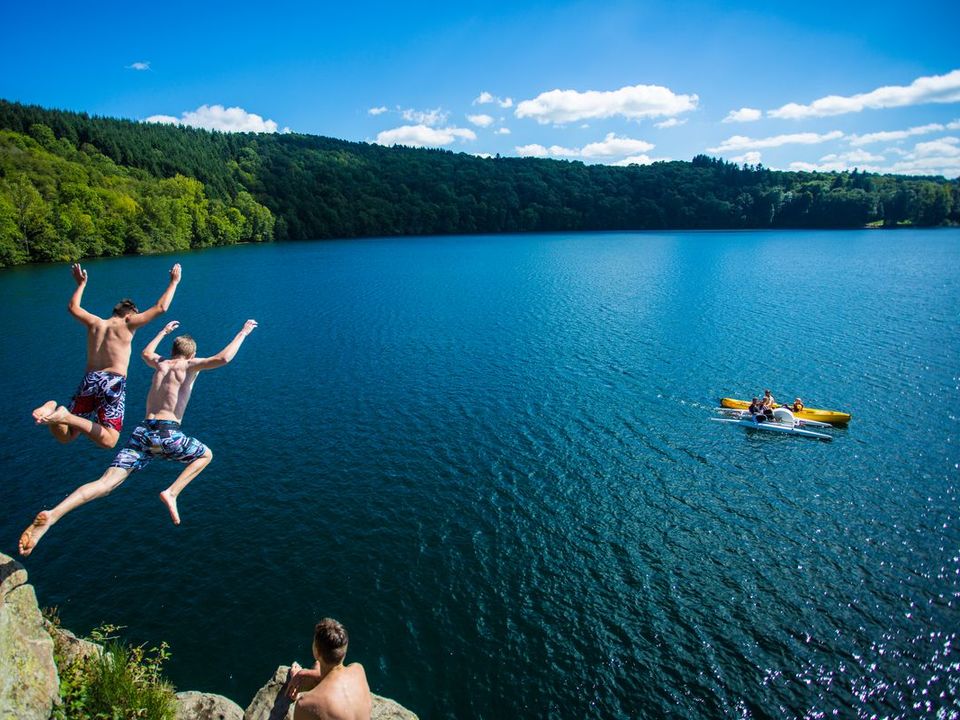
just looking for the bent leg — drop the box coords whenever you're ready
[39,406,119,448]
[160,448,213,525]
[19,466,132,556]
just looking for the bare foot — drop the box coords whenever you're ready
[37,405,70,425]
[159,490,181,525]
[19,511,52,556]
[32,401,57,423]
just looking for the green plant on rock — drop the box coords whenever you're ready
[44,609,177,720]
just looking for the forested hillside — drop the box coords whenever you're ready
[1,99,957,267]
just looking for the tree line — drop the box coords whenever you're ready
[0,99,957,267]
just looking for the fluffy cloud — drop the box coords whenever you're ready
[611,155,669,166]
[730,151,762,165]
[580,133,654,157]
[708,130,844,152]
[849,121,959,146]
[723,107,761,123]
[474,91,513,108]
[400,107,448,126]
[126,61,150,71]
[145,105,281,133]
[495,127,511,135]
[769,69,960,119]
[368,106,388,116]
[516,144,548,157]
[515,133,656,162]
[788,137,960,176]
[515,83,698,124]
[375,124,476,147]
[913,136,960,157]
[655,118,687,129]
[466,114,495,128]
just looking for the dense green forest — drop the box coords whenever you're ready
[1,99,957,267]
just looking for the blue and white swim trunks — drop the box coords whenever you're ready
[110,419,208,473]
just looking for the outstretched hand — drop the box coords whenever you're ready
[169,263,182,283]
[163,321,180,335]
[71,263,87,286]
[286,662,304,700]
[242,319,258,336]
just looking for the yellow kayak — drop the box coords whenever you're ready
[720,397,851,425]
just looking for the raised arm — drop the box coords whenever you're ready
[187,320,258,372]
[67,263,99,326]
[141,321,180,369]
[127,263,182,330]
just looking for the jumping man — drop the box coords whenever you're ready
[19,318,258,557]
[32,262,182,449]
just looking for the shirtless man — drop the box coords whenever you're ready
[287,618,372,720]
[18,318,257,557]
[33,262,182,449]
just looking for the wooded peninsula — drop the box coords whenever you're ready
[1,99,957,268]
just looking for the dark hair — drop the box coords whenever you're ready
[112,299,138,317]
[313,618,349,665]
[172,335,197,358]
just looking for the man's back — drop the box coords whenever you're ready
[294,664,372,720]
[85,316,136,375]
[144,358,197,422]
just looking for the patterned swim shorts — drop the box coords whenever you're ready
[69,370,126,432]
[110,419,208,473]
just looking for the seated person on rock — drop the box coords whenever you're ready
[287,618,372,720]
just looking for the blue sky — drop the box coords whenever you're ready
[3,0,959,176]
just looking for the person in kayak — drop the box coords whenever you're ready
[791,398,804,412]
[747,397,766,422]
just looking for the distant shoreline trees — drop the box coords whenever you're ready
[0,99,957,268]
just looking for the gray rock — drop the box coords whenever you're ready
[0,552,59,720]
[45,622,103,668]
[176,690,245,720]
[244,665,417,720]
[0,553,28,601]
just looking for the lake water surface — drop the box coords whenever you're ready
[1,230,958,718]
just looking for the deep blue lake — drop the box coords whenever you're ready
[1,230,957,718]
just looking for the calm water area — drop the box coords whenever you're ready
[1,229,958,718]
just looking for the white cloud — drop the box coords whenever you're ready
[730,151,762,165]
[126,61,151,71]
[375,124,476,147]
[473,152,493,159]
[788,137,960,176]
[515,83,698,124]
[368,106,388,116]
[849,122,947,146]
[466,114,495,128]
[514,133,657,163]
[495,127,511,135]
[913,136,960,157]
[825,149,886,163]
[768,69,960,119]
[611,155,669,166]
[708,130,844,152]
[516,144,548,157]
[474,91,513,108]
[144,104,281,133]
[655,118,687,129]
[580,133,654,157]
[723,107,761,123]
[400,107,448,126]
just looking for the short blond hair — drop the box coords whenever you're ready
[172,335,196,358]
